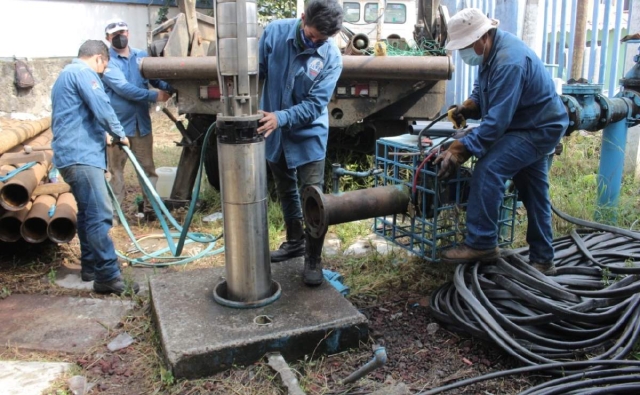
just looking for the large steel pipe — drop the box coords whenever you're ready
[141,55,453,81]
[47,192,77,244]
[217,120,272,303]
[21,194,56,243]
[0,117,51,155]
[0,130,53,211]
[340,56,453,80]
[0,202,31,242]
[303,185,411,238]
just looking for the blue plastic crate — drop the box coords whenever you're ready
[374,134,517,261]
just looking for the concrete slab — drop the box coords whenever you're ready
[0,360,73,395]
[0,294,133,354]
[150,261,368,379]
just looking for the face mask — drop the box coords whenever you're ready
[459,45,484,66]
[111,34,128,50]
[300,28,317,49]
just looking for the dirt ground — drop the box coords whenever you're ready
[0,112,540,394]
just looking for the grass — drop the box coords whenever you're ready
[12,114,640,394]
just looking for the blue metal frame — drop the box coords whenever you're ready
[373,135,517,262]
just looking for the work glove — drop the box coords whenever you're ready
[447,99,481,129]
[433,140,472,179]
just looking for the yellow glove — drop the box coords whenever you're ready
[447,99,481,130]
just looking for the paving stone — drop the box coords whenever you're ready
[0,294,133,354]
[0,360,72,395]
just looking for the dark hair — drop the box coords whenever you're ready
[77,40,110,61]
[304,0,343,37]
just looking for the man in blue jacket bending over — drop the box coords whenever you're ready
[257,0,343,285]
[101,18,173,220]
[435,8,569,273]
[51,40,139,295]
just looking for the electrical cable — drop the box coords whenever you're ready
[427,204,640,393]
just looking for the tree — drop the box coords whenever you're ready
[257,0,297,24]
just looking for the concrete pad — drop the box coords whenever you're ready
[0,360,73,395]
[0,294,133,354]
[150,261,368,379]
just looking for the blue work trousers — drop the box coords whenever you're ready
[59,165,121,282]
[465,133,556,263]
[268,153,325,222]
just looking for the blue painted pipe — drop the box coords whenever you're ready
[587,0,600,82]
[558,0,568,79]
[597,119,628,222]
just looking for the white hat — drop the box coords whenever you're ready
[445,8,499,51]
[105,18,128,35]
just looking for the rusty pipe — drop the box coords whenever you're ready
[0,130,53,211]
[0,202,32,242]
[0,117,51,155]
[21,194,56,243]
[47,192,77,244]
[302,185,410,238]
[140,55,454,81]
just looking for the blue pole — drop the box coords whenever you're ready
[566,0,577,79]
[598,1,611,85]
[607,0,624,98]
[587,0,600,83]
[542,0,550,63]
[549,0,558,65]
[597,119,628,223]
[558,0,568,79]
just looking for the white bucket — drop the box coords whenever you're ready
[155,167,177,198]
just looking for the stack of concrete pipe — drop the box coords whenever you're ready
[0,117,78,244]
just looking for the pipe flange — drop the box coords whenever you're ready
[302,185,329,239]
[620,90,640,123]
[594,94,613,131]
[213,280,282,309]
[560,94,582,133]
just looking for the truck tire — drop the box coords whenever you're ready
[203,127,220,191]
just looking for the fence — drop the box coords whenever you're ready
[444,0,633,106]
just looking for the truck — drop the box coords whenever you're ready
[139,0,452,204]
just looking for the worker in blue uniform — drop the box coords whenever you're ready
[435,8,569,273]
[51,40,139,295]
[257,0,343,285]
[101,18,173,220]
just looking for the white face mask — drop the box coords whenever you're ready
[460,45,484,66]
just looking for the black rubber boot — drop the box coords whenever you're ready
[270,219,305,262]
[303,230,325,286]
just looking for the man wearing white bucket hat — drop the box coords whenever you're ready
[434,8,569,273]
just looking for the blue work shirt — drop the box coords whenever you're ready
[102,46,172,137]
[51,59,125,171]
[259,19,343,168]
[460,29,569,158]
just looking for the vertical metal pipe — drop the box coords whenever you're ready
[599,0,611,85]
[558,0,567,78]
[597,119,627,222]
[588,0,600,82]
[549,0,558,65]
[542,0,549,63]
[218,136,271,301]
[607,0,624,98]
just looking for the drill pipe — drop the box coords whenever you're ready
[0,130,53,211]
[302,185,411,239]
[21,194,56,243]
[0,117,51,155]
[47,192,77,244]
[0,202,32,242]
[140,55,453,81]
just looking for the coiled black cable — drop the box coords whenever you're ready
[427,205,640,393]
